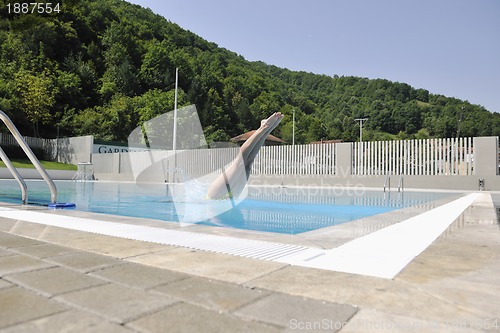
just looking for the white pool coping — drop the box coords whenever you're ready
[0,192,479,279]
[278,193,479,278]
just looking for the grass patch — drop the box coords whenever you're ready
[0,159,77,170]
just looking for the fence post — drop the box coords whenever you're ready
[473,136,499,176]
[335,142,353,176]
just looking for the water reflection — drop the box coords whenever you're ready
[0,180,455,234]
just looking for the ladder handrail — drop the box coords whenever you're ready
[0,110,57,203]
[383,172,391,192]
[0,146,28,204]
[398,173,404,192]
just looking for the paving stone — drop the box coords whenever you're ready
[0,287,67,329]
[55,283,177,323]
[0,248,16,257]
[89,262,188,290]
[66,234,172,258]
[128,247,287,284]
[0,279,12,289]
[5,266,108,297]
[127,302,280,333]
[235,293,358,331]
[11,243,78,259]
[9,221,50,239]
[44,251,121,273]
[0,218,16,232]
[0,254,54,277]
[1,309,135,333]
[248,266,367,302]
[0,232,42,248]
[37,227,94,245]
[152,276,269,312]
[340,309,486,333]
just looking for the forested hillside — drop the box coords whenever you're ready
[1,0,499,143]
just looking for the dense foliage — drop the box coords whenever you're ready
[1,0,499,143]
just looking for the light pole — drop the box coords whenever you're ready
[172,68,179,183]
[292,108,295,146]
[173,67,179,151]
[354,118,368,142]
[457,106,464,138]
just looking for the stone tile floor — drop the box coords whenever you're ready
[0,232,357,333]
[0,192,499,332]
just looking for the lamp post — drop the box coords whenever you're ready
[292,108,295,146]
[173,67,179,151]
[457,106,464,138]
[354,118,368,142]
[172,68,179,183]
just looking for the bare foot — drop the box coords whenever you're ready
[260,112,284,132]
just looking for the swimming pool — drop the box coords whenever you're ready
[0,180,454,234]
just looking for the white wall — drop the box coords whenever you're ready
[46,135,94,165]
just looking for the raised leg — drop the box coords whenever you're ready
[206,112,284,199]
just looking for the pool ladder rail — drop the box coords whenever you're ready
[0,110,75,208]
[383,173,404,192]
[398,173,404,192]
[383,172,391,192]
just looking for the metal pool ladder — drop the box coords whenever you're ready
[384,172,404,192]
[0,110,57,204]
[383,172,391,192]
[398,173,404,192]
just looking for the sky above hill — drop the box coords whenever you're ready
[127,0,500,113]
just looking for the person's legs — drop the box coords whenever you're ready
[239,112,283,163]
[206,112,283,199]
[243,113,284,174]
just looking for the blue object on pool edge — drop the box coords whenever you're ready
[48,202,76,209]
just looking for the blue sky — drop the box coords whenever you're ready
[127,0,500,113]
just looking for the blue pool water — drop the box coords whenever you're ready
[0,180,454,234]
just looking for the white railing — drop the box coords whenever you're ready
[177,146,240,176]
[251,143,336,175]
[0,132,47,149]
[115,143,336,178]
[353,137,474,176]
[94,138,484,177]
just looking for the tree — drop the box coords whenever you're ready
[100,48,137,98]
[72,94,137,141]
[99,22,138,98]
[202,88,230,134]
[134,88,187,124]
[414,128,430,139]
[139,40,174,90]
[14,70,56,137]
[1,0,499,142]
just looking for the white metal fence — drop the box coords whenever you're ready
[108,143,337,178]
[176,147,241,177]
[352,137,474,176]
[0,132,48,149]
[251,143,336,175]
[91,139,481,178]
[0,132,479,178]
[0,133,93,165]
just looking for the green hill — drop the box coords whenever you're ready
[1,0,499,143]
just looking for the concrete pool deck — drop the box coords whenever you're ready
[0,192,499,332]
